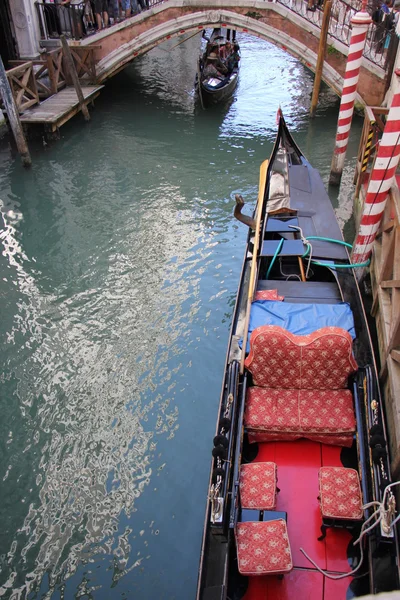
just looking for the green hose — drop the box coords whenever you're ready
[311,259,370,268]
[266,238,284,279]
[303,236,369,269]
[305,235,353,249]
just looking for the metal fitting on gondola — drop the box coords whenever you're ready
[213,434,228,448]
[212,445,228,460]
[369,424,387,465]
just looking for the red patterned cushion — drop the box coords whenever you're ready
[245,388,300,432]
[244,327,301,388]
[299,390,355,433]
[254,290,284,301]
[245,387,355,434]
[248,431,354,447]
[235,520,293,576]
[319,467,363,520]
[239,462,277,510]
[244,326,357,389]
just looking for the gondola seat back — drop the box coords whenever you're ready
[243,325,357,447]
[244,325,357,389]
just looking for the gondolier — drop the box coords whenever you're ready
[196,28,240,107]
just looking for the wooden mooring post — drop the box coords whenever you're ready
[310,0,332,118]
[0,55,32,167]
[60,35,90,122]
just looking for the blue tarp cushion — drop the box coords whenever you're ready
[241,301,355,351]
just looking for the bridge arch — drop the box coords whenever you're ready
[82,1,386,106]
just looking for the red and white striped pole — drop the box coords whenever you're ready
[352,71,400,264]
[329,4,371,186]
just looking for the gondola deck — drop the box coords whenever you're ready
[196,112,400,600]
[243,440,354,600]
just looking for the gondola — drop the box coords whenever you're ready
[196,29,240,107]
[196,111,400,600]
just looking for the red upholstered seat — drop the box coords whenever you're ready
[239,462,277,510]
[244,325,357,389]
[319,467,363,520]
[248,430,354,447]
[243,325,357,447]
[245,387,355,434]
[235,519,293,576]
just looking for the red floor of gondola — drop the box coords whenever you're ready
[242,440,353,600]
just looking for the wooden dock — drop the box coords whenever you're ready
[19,85,104,133]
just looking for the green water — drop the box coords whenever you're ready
[0,33,362,599]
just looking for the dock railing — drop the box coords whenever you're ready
[9,48,67,98]
[1,45,98,117]
[4,62,40,112]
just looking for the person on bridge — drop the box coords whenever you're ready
[373,0,392,51]
[383,3,399,56]
[61,0,88,37]
[93,0,108,28]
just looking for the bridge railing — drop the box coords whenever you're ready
[35,2,97,40]
[35,0,397,73]
[276,0,397,70]
[35,0,161,41]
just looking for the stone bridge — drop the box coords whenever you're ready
[77,0,389,107]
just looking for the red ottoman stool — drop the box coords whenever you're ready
[235,519,293,576]
[239,462,278,510]
[318,466,363,540]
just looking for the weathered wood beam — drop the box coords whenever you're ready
[60,36,90,122]
[0,55,31,167]
[381,279,400,288]
[391,349,400,365]
[379,226,396,283]
[310,0,331,118]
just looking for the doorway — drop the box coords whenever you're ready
[0,0,18,68]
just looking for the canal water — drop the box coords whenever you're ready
[0,32,362,600]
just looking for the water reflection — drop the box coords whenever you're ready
[0,32,362,599]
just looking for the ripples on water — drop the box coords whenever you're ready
[0,33,362,599]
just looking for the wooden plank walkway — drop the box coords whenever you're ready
[18,85,104,132]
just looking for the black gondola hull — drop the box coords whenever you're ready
[196,113,400,600]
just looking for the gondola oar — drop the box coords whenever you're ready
[158,30,202,53]
[197,59,205,110]
[168,30,202,51]
[240,159,269,375]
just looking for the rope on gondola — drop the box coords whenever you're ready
[301,480,400,579]
[289,225,370,274]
